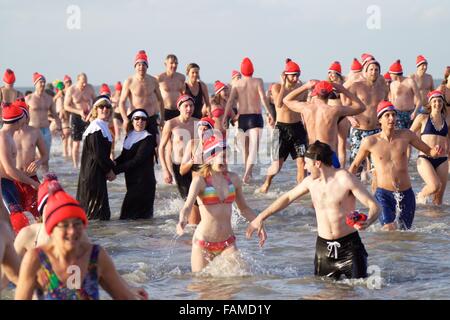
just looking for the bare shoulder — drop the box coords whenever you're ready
[272,83,282,93]
[176,72,186,82]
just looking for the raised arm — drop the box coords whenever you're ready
[333,83,365,117]
[283,81,314,113]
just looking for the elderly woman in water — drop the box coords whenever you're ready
[177,135,266,272]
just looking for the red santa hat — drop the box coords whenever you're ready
[351,58,362,72]
[2,102,25,123]
[427,90,444,103]
[134,50,149,67]
[44,181,88,235]
[383,72,392,81]
[214,80,226,95]
[377,100,397,119]
[37,173,59,215]
[361,53,375,67]
[203,135,227,163]
[33,72,46,86]
[100,83,111,96]
[13,99,29,118]
[3,69,16,85]
[311,81,334,97]
[416,55,427,68]
[284,58,301,75]
[389,60,403,75]
[176,94,194,109]
[328,61,342,75]
[231,70,241,79]
[115,81,122,92]
[9,204,36,235]
[197,117,215,130]
[64,75,72,83]
[240,57,254,77]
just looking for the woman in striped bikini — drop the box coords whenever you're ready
[177,135,266,272]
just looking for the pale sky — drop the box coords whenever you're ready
[1,0,449,87]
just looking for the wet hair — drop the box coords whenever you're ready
[186,63,200,75]
[304,140,333,166]
[166,54,178,63]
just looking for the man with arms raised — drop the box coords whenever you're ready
[349,101,443,230]
[247,141,380,280]
[259,58,308,193]
[64,73,96,168]
[283,80,365,167]
[120,50,164,143]
[224,57,274,183]
[157,54,186,121]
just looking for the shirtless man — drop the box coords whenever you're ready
[283,80,365,166]
[409,55,434,107]
[0,221,20,295]
[345,58,363,85]
[25,73,62,172]
[111,82,123,140]
[349,101,443,230]
[0,69,23,126]
[224,57,274,183]
[13,99,48,218]
[64,73,96,168]
[259,59,308,193]
[159,95,199,224]
[0,104,40,216]
[157,54,186,121]
[388,60,422,129]
[345,59,388,174]
[120,50,164,144]
[247,141,380,280]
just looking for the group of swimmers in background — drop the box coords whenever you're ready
[0,51,450,299]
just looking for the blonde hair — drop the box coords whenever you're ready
[198,164,213,178]
[90,100,112,120]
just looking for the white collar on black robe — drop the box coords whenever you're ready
[83,119,113,142]
[123,130,151,150]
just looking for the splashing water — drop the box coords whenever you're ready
[393,190,405,229]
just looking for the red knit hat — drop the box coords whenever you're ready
[416,55,427,67]
[44,181,88,235]
[115,81,122,91]
[427,90,444,103]
[361,53,374,67]
[13,99,29,118]
[37,173,59,215]
[384,72,392,81]
[100,83,111,96]
[197,117,215,130]
[328,61,342,75]
[3,69,16,85]
[203,135,227,163]
[33,72,45,86]
[311,81,334,97]
[240,57,254,77]
[214,80,226,95]
[377,100,397,118]
[64,75,72,83]
[351,58,362,72]
[389,60,403,75]
[284,58,301,75]
[9,204,36,235]
[176,94,194,109]
[2,102,24,123]
[134,50,148,67]
[231,70,241,79]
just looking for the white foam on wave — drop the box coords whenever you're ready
[199,251,252,277]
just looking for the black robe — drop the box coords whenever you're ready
[77,130,114,220]
[113,135,156,219]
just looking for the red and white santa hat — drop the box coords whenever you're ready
[2,102,25,123]
[311,81,334,97]
[64,75,72,83]
[214,80,226,95]
[328,61,342,75]
[351,58,362,72]
[33,72,46,86]
[231,70,241,79]
[3,69,16,85]
[361,53,375,68]
[389,60,403,75]
[416,55,427,68]
[427,90,444,103]
[9,204,36,235]
[176,94,194,109]
[37,173,59,215]
[203,135,227,163]
[383,72,392,81]
[377,100,397,119]
[284,58,301,75]
[134,50,149,67]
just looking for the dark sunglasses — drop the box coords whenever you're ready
[97,104,112,110]
[133,116,147,121]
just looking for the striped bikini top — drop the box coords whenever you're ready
[199,173,236,205]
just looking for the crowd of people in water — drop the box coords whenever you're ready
[1,50,450,299]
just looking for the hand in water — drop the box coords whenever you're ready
[246,217,267,247]
[131,287,149,300]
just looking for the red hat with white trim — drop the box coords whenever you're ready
[197,116,215,130]
[351,58,362,72]
[214,80,226,95]
[361,53,375,67]
[240,57,254,77]
[37,173,59,215]
[377,100,397,118]
[3,69,16,85]
[203,135,227,163]
[9,204,36,235]
[64,75,72,83]
[44,181,88,235]
[427,90,444,103]
[13,99,29,118]
[389,60,403,75]
[284,58,301,75]
[176,94,194,109]
[328,61,342,75]
[416,55,427,67]
[32,72,45,86]
[384,72,392,81]
[134,50,148,67]
[231,70,241,79]
[2,102,25,123]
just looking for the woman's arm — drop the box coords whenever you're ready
[14,249,40,300]
[177,176,204,235]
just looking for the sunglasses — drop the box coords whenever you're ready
[133,116,147,121]
[97,104,112,110]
